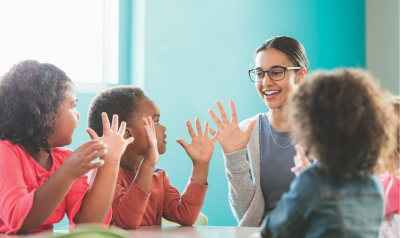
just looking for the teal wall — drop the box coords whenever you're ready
[55,0,365,229]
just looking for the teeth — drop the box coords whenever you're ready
[265,91,279,95]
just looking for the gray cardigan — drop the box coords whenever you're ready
[223,113,264,227]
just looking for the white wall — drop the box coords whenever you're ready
[366,0,400,95]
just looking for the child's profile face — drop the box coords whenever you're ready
[127,99,167,156]
[49,82,80,148]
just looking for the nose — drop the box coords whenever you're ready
[262,74,275,87]
[162,125,166,132]
[77,111,81,120]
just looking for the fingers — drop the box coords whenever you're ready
[204,121,209,137]
[82,141,108,158]
[118,121,127,136]
[208,109,224,129]
[176,139,189,150]
[211,129,220,142]
[86,128,100,140]
[125,137,134,144]
[216,101,230,125]
[144,125,153,145]
[87,160,104,170]
[229,100,238,123]
[295,144,311,166]
[101,112,111,135]
[186,120,196,137]
[207,126,217,136]
[111,114,119,132]
[245,120,257,136]
[195,118,202,136]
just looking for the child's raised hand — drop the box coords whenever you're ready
[61,140,108,179]
[208,100,256,154]
[176,118,220,166]
[86,112,134,164]
[142,116,159,168]
[291,144,311,177]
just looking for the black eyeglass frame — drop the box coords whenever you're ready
[248,66,302,82]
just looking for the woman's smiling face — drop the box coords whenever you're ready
[254,48,305,109]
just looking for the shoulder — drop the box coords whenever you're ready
[0,140,25,166]
[0,139,22,155]
[379,173,392,186]
[293,165,321,195]
[51,147,73,163]
[238,113,262,131]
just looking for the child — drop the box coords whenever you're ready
[250,69,397,238]
[0,60,133,234]
[379,96,400,238]
[87,86,220,228]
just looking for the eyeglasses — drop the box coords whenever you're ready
[248,66,302,82]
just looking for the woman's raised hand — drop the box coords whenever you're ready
[86,112,134,164]
[176,118,220,166]
[142,116,159,168]
[291,144,311,177]
[208,100,256,154]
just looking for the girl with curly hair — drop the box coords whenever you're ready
[0,60,133,234]
[250,69,397,238]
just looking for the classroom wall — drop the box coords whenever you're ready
[366,0,400,95]
[55,0,366,228]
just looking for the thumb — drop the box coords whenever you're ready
[176,139,190,150]
[295,144,311,166]
[125,137,134,144]
[86,128,100,140]
[245,120,257,136]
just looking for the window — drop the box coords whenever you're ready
[0,0,119,92]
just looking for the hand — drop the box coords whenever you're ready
[61,140,108,180]
[208,100,256,153]
[176,118,220,166]
[291,144,311,177]
[86,112,134,164]
[142,116,159,168]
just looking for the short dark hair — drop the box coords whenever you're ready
[255,36,309,73]
[290,69,397,180]
[87,86,148,136]
[0,60,72,153]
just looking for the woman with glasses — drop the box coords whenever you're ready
[208,36,308,227]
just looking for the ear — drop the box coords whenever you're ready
[124,127,132,140]
[295,68,307,85]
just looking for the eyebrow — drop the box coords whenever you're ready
[255,65,284,70]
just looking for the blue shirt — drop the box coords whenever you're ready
[260,114,296,217]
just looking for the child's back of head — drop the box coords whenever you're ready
[290,68,397,180]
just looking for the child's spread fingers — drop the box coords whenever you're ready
[208,109,224,129]
[229,100,238,123]
[87,160,104,170]
[125,136,134,144]
[86,128,100,140]
[86,148,109,162]
[216,101,230,125]
[111,114,119,131]
[101,112,111,133]
[186,120,196,137]
[118,121,127,136]
[83,142,108,158]
[195,118,202,136]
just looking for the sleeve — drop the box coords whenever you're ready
[0,142,36,235]
[65,175,112,227]
[222,119,257,223]
[162,173,208,226]
[260,167,320,238]
[380,174,400,215]
[111,176,151,229]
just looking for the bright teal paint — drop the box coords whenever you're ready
[54,0,365,229]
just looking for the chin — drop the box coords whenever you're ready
[158,146,167,155]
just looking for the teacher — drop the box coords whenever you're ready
[208,36,308,227]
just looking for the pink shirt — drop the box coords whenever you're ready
[0,140,111,234]
[380,172,400,215]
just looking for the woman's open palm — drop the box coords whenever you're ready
[86,113,134,163]
[176,118,220,165]
[208,100,256,154]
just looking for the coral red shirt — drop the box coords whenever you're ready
[0,140,112,234]
[380,172,400,215]
[100,167,208,229]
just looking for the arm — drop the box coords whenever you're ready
[73,113,134,224]
[162,173,208,225]
[260,167,319,238]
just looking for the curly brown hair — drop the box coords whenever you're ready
[87,86,148,137]
[290,69,397,180]
[0,60,71,153]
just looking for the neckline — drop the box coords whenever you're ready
[20,144,54,173]
[263,113,291,134]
